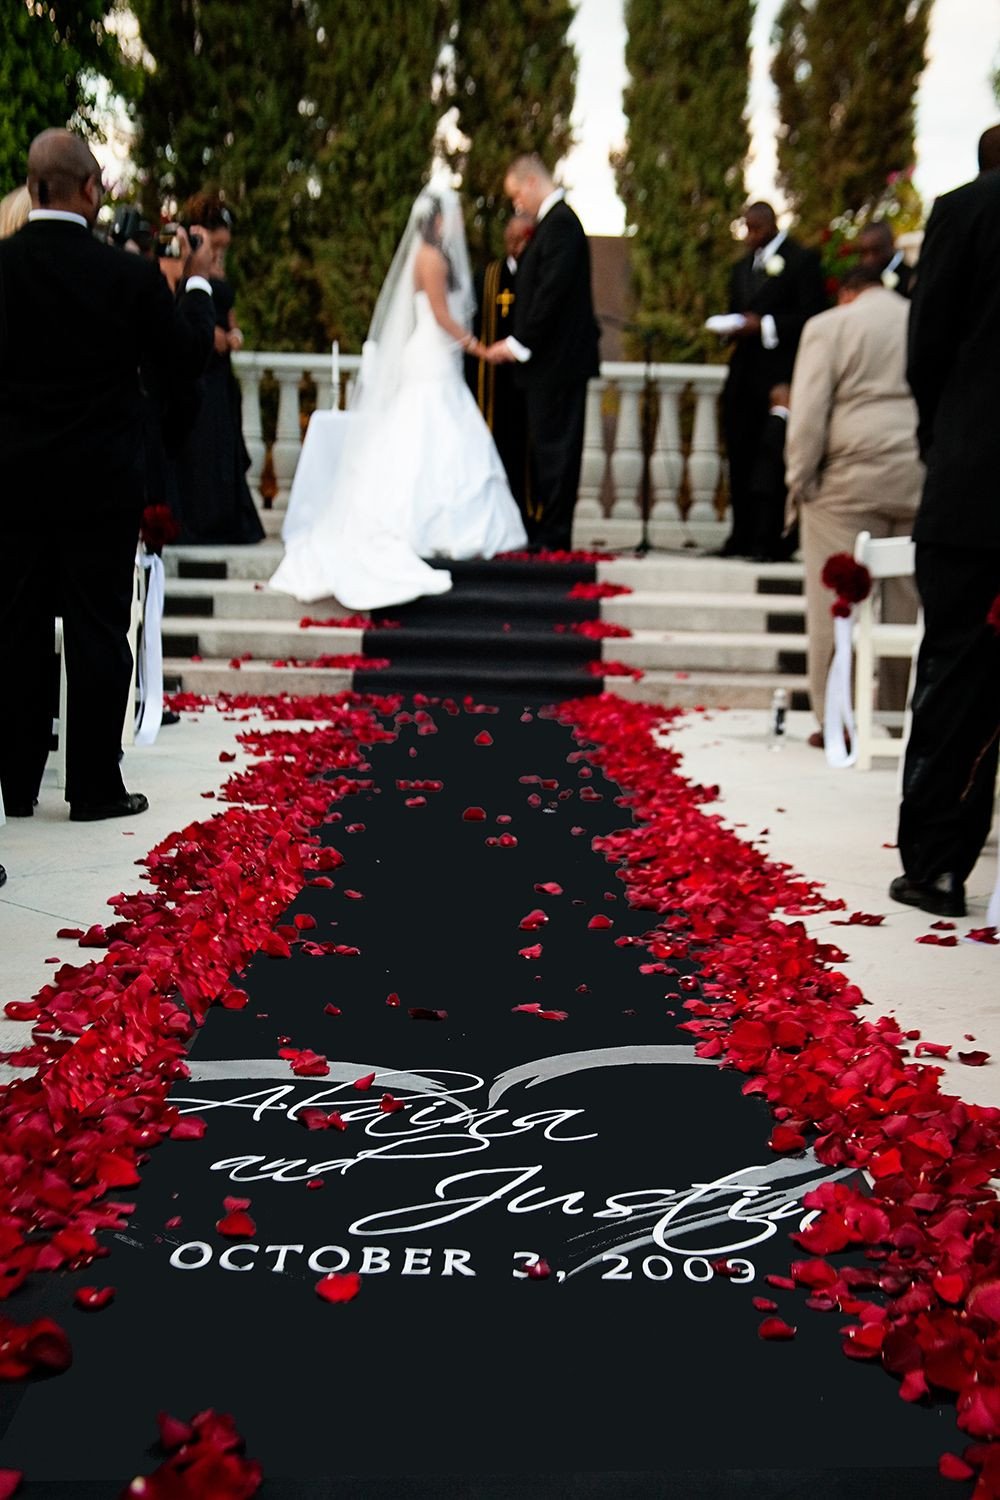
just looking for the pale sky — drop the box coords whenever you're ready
[563,0,1000,234]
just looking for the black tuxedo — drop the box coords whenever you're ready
[509,199,600,549]
[721,236,826,553]
[468,257,529,514]
[897,171,1000,887]
[0,218,214,809]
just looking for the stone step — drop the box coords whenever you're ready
[611,670,811,711]
[606,590,804,633]
[161,576,806,635]
[599,556,803,594]
[164,657,809,711]
[164,658,354,697]
[607,629,807,674]
[163,614,807,677]
[164,543,284,580]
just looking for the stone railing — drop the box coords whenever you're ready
[233,351,730,525]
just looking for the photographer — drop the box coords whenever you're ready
[171,192,264,545]
[0,129,216,824]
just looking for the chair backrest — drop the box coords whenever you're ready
[853,530,915,580]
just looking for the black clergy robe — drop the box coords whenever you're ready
[468,256,530,517]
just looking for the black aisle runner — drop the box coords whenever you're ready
[0,700,963,1497]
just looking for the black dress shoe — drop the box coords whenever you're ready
[161,710,181,727]
[0,865,6,888]
[889,873,966,919]
[69,792,149,823]
[3,798,35,817]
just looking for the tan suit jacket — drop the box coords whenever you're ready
[786,287,922,512]
[786,287,922,722]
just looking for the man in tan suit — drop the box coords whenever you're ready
[786,265,923,731]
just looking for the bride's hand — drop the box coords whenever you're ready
[462,333,486,360]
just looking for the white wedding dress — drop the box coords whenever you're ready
[270,288,527,609]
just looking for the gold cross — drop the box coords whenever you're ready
[497,288,515,319]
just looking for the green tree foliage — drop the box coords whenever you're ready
[0,1,127,190]
[772,0,931,239]
[302,0,452,350]
[450,0,576,262]
[613,0,751,361]
[130,0,315,348]
[130,0,449,350]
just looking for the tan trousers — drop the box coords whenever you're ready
[800,496,919,726]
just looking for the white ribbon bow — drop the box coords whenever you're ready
[823,611,856,768]
[135,551,166,747]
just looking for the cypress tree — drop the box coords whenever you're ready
[772,0,931,238]
[450,0,576,262]
[0,1,127,190]
[301,0,452,350]
[130,0,314,347]
[614,0,751,361]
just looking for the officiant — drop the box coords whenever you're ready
[467,215,533,518]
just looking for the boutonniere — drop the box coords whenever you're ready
[765,254,785,277]
[881,268,900,289]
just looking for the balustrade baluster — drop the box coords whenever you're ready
[609,377,643,521]
[650,375,685,520]
[577,378,607,519]
[687,375,726,524]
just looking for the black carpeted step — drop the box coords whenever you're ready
[373,587,599,630]
[354,660,603,696]
[423,557,598,586]
[363,626,600,664]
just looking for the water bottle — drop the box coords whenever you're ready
[769,687,788,748]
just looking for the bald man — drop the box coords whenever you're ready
[857,221,913,298]
[0,130,216,823]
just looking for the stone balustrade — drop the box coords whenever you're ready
[233,351,729,525]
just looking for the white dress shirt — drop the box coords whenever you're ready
[505,188,567,362]
[751,230,787,352]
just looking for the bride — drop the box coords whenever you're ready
[270,183,527,608]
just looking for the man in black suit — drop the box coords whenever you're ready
[485,154,600,552]
[468,214,533,520]
[857,220,914,298]
[890,126,1000,918]
[718,202,826,557]
[0,130,216,822]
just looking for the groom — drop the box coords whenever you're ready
[486,154,600,551]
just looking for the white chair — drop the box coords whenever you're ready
[852,531,923,771]
[52,550,145,788]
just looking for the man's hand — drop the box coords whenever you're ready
[179,224,216,283]
[484,340,517,364]
[735,312,762,338]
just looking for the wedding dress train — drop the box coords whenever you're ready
[270,291,527,609]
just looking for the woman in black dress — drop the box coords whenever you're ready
[172,194,264,544]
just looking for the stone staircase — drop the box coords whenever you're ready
[162,531,809,709]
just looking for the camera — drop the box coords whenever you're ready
[110,204,153,254]
[153,223,203,260]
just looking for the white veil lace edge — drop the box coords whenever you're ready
[350,178,474,418]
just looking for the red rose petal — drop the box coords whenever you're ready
[353,1071,376,1091]
[518,943,543,960]
[758,1317,797,1341]
[380,1093,406,1113]
[0,1473,22,1500]
[526,1258,551,1280]
[587,914,613,930]
[462,806,486,821]
[474,732,493,746]
[216,1210,256,1238]
[408,1007,447,1021]
[157,1411,194,1451]
[73,1286,115,1311]
[315,1272,361,1304]
[518,908,548,931]
[938,1453,975,1481]
[534,882,563,896]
